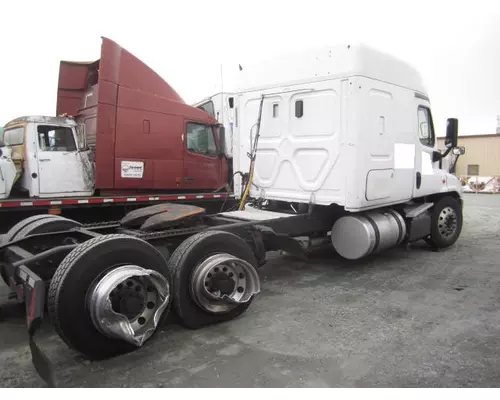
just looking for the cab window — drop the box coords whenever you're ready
[3,127,24,146]
[417,106,435,147]
[37,125,77,152]
[197,101,215,118]
[186,123,217,157]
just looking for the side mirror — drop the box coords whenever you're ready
[445,118,458,148]
[452,146,465,156]
[228,97,234,109]
[218,125,226,155]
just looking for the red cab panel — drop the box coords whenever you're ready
[56,37,227,192]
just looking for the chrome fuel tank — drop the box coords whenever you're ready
[331,209,406,260]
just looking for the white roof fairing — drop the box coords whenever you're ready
[235,42,428,96]
[4,115,77,127]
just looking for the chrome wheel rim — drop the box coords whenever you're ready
[438,206,458,239]
[190,253,260,314]
[89,265,170,347]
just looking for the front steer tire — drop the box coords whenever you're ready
[426,196,463,249]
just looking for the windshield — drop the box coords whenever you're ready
[186,123,217,156]
[0,126,4,145]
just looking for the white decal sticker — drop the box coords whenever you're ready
[421,152,434,175]
[121,161,144,179]
[394,143,415,169]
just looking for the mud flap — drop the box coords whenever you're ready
[253,225,307,261]
[18,266,56,387]
[29,319,55,388]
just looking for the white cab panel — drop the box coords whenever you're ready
[30,122,94,198]
[230,43,462,211]
[0,149,17,199]
[235,80,345,205]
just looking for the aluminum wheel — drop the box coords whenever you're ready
[190,253,260,314]
[89,265,170,347]
[438,206,458,239]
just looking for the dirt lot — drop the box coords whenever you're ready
[1,193,499,387]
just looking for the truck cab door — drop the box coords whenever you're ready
[182,122,223,190]
[412,104,447,197]
[36,124,94,197]
[0,150,17,199]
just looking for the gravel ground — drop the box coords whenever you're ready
[1,193,499,388]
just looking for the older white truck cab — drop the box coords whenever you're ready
[0,116,93,199]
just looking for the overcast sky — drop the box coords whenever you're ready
[1,0,499,135]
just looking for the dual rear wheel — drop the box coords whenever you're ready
[1,214,81,285]
[45,228,260,359]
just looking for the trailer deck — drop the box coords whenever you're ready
[0,192,233,210]
[0,192,236,234]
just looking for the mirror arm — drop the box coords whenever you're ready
[441,147,453,159]
[433,146,453,166]
[432,150,442,163]
[449,154,461,174]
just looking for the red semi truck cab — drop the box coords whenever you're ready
[57,37,229,194]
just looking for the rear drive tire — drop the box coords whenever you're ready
[427,196,463,249]
[47,234,171,359]
[167,230,258,329]
[3,214,64,243]
[1,215,81,286]
[14,216,81,241]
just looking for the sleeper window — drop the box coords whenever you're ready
[37,126,76,152]
[295,100,304,118]
[272,103,279,118]
[186,123,217,156]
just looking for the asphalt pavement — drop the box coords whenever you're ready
[1,193,499,387]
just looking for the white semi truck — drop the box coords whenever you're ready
[0,42,465,387]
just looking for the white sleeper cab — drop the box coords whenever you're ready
[223,42,465,260]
